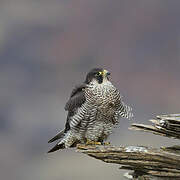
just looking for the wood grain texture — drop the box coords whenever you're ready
[77,144,180,179]
[130,114,180,139]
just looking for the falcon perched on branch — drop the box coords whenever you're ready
[48,68,133,153]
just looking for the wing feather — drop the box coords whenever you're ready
[65,84,86,111]
[48,83,87,143]
[64,83,86,131]
[118,101,133,119]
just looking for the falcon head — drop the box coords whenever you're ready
[85,68,111,84]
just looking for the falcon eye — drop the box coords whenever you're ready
[96,72,102,76]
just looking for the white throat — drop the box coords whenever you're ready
[90,78,112,87]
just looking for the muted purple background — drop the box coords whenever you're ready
[0,1,180,180]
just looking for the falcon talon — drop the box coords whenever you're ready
[48,68,133,153]
[103,142,111,145]
[94,142,102,145]
[86,140,102,145]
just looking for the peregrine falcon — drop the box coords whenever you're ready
[48,68,133,153]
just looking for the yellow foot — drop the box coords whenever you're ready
[86,140,102,145]
[103,142,111,145]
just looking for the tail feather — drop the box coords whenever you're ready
[48,130,65,143]
[47,143,65,153]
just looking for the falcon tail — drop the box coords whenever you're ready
[48,130,66,153]
[48,130,65,143]
[47,143,65,153]
[47,140,78,153]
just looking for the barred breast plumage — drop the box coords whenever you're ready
[84,79,122,141]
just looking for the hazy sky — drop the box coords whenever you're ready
[0,1,180,180]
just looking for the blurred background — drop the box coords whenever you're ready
[1,0,180,180]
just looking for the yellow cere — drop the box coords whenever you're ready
[103,69,108,75]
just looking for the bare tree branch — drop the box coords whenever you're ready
[77,144,180,179]
[76,114,180,179]
[130,114,180,139]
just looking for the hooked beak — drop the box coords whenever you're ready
[103,69,111,77]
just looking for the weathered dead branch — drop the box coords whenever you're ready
[77,114,180,179]
[77,144,180,179]
[130,114,180,139]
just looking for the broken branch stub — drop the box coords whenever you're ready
[130,114,180,139]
